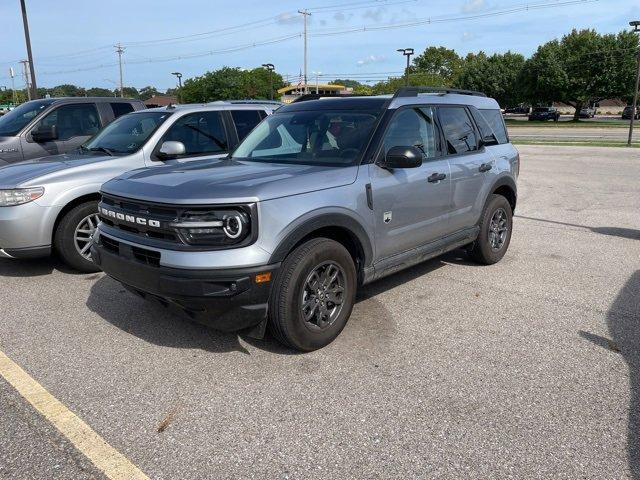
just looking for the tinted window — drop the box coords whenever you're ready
[439,107,478,154]
[111,102,134,118]
[0,99,55,136]
[479,109,509,144]
[230,110,263,141]
[160,111,227,156]
[84,111,172,155]
[232,110,378,166]
[37,103,101,141]
[383,107,438,159]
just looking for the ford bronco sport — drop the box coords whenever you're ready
[92,87,519,351]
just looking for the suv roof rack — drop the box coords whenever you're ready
[291,93,370,103]
[393,87,487,99]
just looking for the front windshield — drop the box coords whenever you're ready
[232,110,379,166]
[0,99,56,136]
[83,111,172,155]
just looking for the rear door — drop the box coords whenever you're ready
[55,103,102,153]
[228,109,265,146]
[369,106,452,260]
[438,105,493,233]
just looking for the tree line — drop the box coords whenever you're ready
[0,85,175,104]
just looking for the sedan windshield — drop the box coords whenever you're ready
[232,110,379,166]
[83,111,172,155]
[0,99,56,136]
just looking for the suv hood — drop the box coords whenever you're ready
[0,152,111,188]
[101,158,359,204]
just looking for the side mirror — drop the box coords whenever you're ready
[379,146,423,169]
[157,141,186,159]
[32,125,58,143]
[479,135,499,148]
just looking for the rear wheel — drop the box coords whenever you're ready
[268,238,357,351]
[468,194,513,265]
[53,201,101,273]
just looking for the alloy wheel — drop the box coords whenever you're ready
[74,213,100,261]
[300,261,346,331]
[488,208,509,251]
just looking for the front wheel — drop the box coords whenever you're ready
[268,238,357,351]
[468,194,513,265]
[53,201,101,273]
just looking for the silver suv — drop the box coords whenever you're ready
[92,88,519,351]
[0,102,278,271]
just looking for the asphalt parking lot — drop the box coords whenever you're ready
[1,144,639,479]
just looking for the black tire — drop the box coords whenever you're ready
[268,238,357,351]
[53,201,101,273]
[469,194,513,265]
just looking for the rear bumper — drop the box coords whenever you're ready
[91,238,279,332]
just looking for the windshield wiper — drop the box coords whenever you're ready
[87,146,115,156]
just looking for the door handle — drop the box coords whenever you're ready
[479,163,493,172]
[427,172,446,183]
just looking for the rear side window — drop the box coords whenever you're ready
[160,111,228,156]
[479,109,509,144]
[110,102,134,119]
[36,103,101,140]
[231,110,263,141]
[438,107,478,155]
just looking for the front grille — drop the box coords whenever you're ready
[101,235,120,254]
[132,246,160,267]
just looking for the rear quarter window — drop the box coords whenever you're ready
[479,109,509,144]
[110,102,135,119]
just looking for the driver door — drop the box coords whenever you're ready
[368,106,452,261]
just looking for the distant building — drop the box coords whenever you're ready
[144,95,178,108]
[277,84,352,104]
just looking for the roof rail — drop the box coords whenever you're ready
[393,87,487,99]
[291,93,370,103]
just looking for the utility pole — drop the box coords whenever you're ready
[20,0,37,99]
[20,60,31,101]
[298,9,311,94]
[115,43,125,98]
[261,63,275,100]
[397,48,415,87]
[628,21,640,147]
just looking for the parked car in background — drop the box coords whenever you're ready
[579,106,597,118]
[0,101,277,271]
[0,97,145,165]
[622,105,640,120]
[503,105,530,114]
[529,107,560,122]
[92,87,519,351]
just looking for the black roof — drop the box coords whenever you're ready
[278,97,388,113]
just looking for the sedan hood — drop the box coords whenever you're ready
[0,152,111,188]
[102,158,359,204]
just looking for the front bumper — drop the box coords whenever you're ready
[91,237,280,332]
[0,201,57,256]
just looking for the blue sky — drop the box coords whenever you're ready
[1,0,638,91]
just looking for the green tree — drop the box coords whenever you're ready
[371,72,447,94]
[49,84,86,97]
[412,46,463,84]
[456,51,526,106]
[180,67,286,102]
[520,29,639,120]
[86,87,114,97]
[138,86,160,100]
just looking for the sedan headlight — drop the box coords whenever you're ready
[0,187,45,207]
[170,207,253,247]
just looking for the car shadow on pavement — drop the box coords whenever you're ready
[516,215,640,241]
[579,270,640,479]
[0,257,80,277]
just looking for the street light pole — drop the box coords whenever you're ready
[115,43,125,98]
[20,0,37,99]
[298,9,311,93]
[628,21,640,147]
[171,72,183,103]
[262,63,275,100]
[313,71,321,94]
[397,48,414,87]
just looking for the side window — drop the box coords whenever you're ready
[36,103,101,141]
[439,107,478,155]
[159,111,227,156]
[110,102,134,119]
[479,109,509,144]
[382,107,438,159]
[469,107,496,142]
[230,110,263,141]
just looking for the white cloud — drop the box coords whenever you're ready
[276,12,303,25]
[462,31,478,42]
[462,0,487,13]
[362,7,386,23]
[334,11,353,22]
[357,54,387,67]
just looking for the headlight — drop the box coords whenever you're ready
[170,207,253,247]
[0,187,45,207]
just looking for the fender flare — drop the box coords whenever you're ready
[269,212,374,267]
[487,175,517,210]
